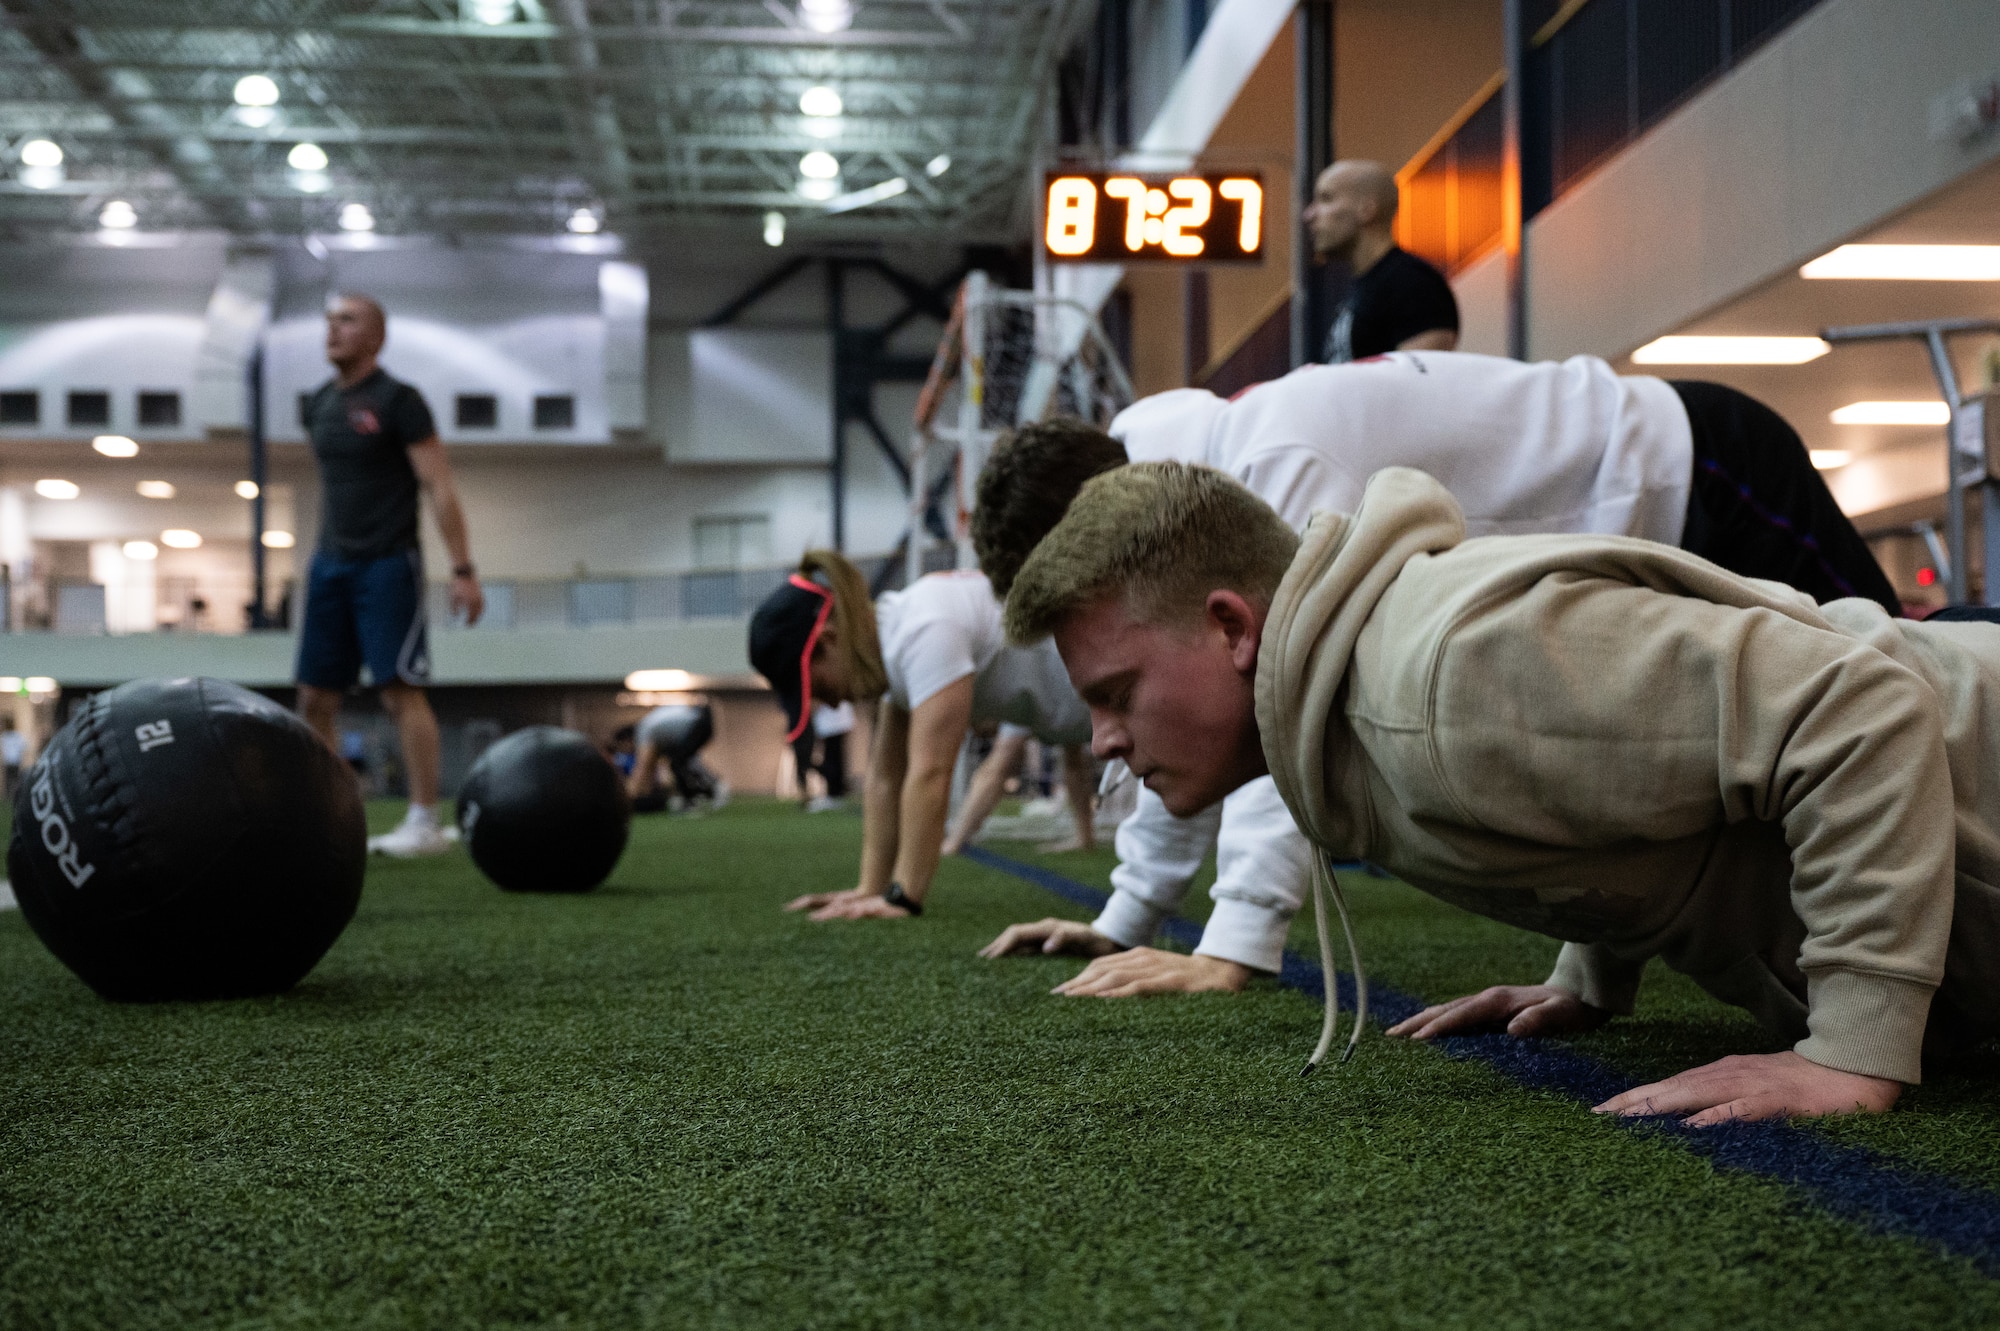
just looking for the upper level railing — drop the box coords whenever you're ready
[1398,0,1828,276]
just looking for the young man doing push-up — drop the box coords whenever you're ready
[1002,461,2000,1123]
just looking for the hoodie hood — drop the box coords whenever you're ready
[1256,467,1467,854]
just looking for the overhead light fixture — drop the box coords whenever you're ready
[294,171,330,194]
[1809,450,1852,470]
[1801,244,2000,281]
[1629,335,1831,365]
[98,200,138,230]
[261,529,296,549]
[92,435,139,457]
[339,202,375,232]
[288,142,328,172]
[0,677,17,693]
[24,677,56,696]
[235,479,260,499]
[1830,400,1951,426]
[35,478,79,500]
[799,86,844,118]
[799,151,840,180]
[160,528,203,549]
[122,539,159,561]
[763,210,786,247]
[233,74,280,108]
[466,0,518,23]
[19,138,63,190]
[823,175,910,215]
[136,479,175,499]
[235,105,277,129]
[797,178,839,201]
[625,668,696,691]
[798,0,854,33]
[925,154,952,178]
[567,208,601,234]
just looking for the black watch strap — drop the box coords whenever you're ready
[884,882,923,916]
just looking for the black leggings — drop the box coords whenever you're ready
[1672,381,1900,615]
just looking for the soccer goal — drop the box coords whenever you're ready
[904,270,1134,584]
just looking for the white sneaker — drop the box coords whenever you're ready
[368,818,456,858]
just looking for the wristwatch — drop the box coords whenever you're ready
[452,562,476,578]
[883,882,923,916]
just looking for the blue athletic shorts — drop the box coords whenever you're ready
[295,548,431,690]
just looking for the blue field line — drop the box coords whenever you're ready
[962,844,2000,1278]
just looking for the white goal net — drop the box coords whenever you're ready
[904,270,1134,583]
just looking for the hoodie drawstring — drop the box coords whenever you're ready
[1301,850,1367,1077]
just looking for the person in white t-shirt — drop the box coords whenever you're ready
[973,351,1898,996]
[747,550,1095,920]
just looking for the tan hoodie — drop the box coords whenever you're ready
[1257,467,2000,1085]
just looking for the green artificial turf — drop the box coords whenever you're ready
[4,800,2000,1330]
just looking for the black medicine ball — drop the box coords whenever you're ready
[7,677,365,1002]
[456,726,630,893]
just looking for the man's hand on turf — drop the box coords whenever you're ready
[1386,984,1611,1041]
[784,886,873,913]
[1593,1051,1901,1126]
[978,918,1124,960]
[1052,947,1251,998]
[808,893,914,921]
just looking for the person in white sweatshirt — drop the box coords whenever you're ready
[976,353,1898,1000]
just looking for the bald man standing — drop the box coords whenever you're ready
[1303,160,1460,363]
[297,293,484,857]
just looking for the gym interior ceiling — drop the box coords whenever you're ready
[0,0,1095,244]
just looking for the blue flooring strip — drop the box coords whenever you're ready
[961,845,2000,1277]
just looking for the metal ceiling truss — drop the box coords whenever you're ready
[0,0,1096,242]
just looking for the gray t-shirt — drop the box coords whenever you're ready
[304,369,436,561]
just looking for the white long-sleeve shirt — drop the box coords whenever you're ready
[1090,351,1697,971]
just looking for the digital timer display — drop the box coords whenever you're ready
[1042,172,1265,264]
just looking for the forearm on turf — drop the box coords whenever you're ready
[893,678,975,904]
[948,731,1026,851]
[857,707,909,895]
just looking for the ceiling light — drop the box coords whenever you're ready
[136,479,175,499]
[233,74,280,107]
[1630,335,1830,365]
[567,208,601,234]
[823,175,910,215]
[799,86,844,118]
[763,210,786,247]
[35,479,79,500]
[339,203,375,232]
[1831,400,1951,426]
[160,528,202,549]
[467,0,518,22]
[626,668,696,691]
[1809,450,1852,470]
[92,435,138,457]
[798,0,854,33]
[288,142,328,172]
[804,117,842,140]
[0,678,16,693]
[235,480,260,499]
[1801,244,2000,281]
[796,177,839,201]
[294,172,330,194]
[235,105,278,129]
[122,540,158,561]
[261,529,296,549]
[925,154,951,178]
[19,138,63,167]
[799,151,840,180]
[24,677,56,696]
[98,200,138,230]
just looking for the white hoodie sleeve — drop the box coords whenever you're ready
[1092,778,1312,974]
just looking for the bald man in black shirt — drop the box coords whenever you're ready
[1304,160,1460,363]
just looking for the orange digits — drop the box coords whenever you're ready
[1162,178,1211,257]
[1045,177,1097,256]
[1218,178,1262,253]
[1103,177,1146,252]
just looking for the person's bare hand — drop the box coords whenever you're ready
[940,834,966,856]
[1034,833,1090,854]
[452,573,485,627]
[978,918,1123,960]
[1386,984,1610,1041]
[808,893,915,921]
[784,886,872,913]
[1594,1051,1902,1126]
[1052,947,1251,998]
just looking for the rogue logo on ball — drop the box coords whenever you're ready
[135,720,174,753]
[29,758,97,889]
[1042,171,1264,264]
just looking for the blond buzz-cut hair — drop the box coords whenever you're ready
[1003,461,1300,645]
